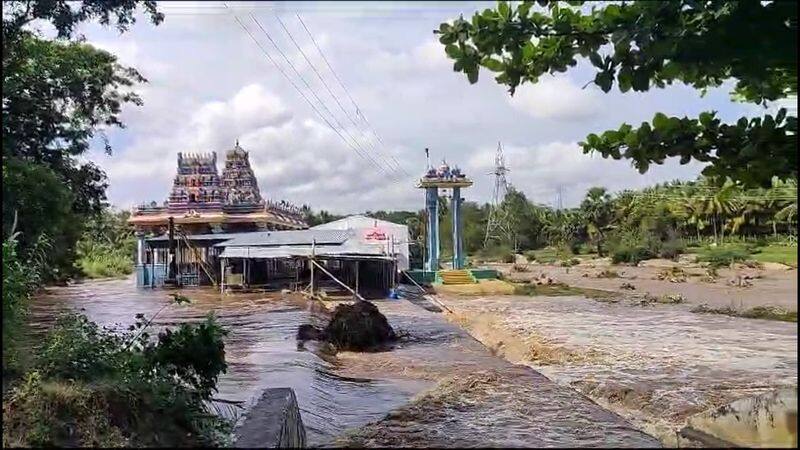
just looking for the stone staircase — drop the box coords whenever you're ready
[439,269,476,285]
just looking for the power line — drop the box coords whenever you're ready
[248,14,400,180]
[233,16,391,178]
[273,14,406,176]
[295,13,409,176]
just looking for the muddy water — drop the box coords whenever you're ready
[30,278,661,448]
[29,278,427,446]
[442,293,798,445]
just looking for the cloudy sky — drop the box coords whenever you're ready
[65,1,768,212]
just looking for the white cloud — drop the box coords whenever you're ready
[467,141,706,207]
[508,76,601,120]
[75,5,758,214]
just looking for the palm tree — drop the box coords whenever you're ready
[669,190,707,241]
[766,178,798,235]
[580,187,614,256]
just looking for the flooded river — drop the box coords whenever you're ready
[441,293,798,445]
[31,277,660,447]
[30,278,426,446]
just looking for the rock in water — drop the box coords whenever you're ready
[323,301,397,351]
[296,324,324,341]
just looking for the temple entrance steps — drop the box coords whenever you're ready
[439,269,477,285]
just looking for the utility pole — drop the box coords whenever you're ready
[484,142,511,247]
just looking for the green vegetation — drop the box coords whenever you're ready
[3,240,232,447]
[750,245,798,267]
[513,282,616,300]
[691,304,797,323]
[307,177,797,271]
[2,235,47,379]
[2,3,238,447]
[436,1,796,187]
[694,244,752,268]
[3,308,231,447]
[75,210,136,279]
[2,0,161,281]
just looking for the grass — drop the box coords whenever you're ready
[525,247,574,264]
[692,242,797,268]
[749,244,798,267]
[691,304,797,322]
[77,253,133,279]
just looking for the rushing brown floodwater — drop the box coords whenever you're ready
[441,293,799,445]
[31,277,660,447]
[30,278,428,446]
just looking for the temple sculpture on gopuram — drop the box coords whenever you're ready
[129,141,307,236]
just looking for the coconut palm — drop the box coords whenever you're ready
[580,187,614,256]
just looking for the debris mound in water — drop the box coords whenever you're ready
[298,301,397,351]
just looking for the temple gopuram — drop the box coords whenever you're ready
[129,142,307,235]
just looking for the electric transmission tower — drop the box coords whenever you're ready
[484,142,512,247]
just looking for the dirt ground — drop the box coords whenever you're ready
[487,258,798,312]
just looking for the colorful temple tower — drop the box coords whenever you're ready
[168,152,223,212]
[416,156,473,270]
[221,142,263,213]
[129,141,307,236]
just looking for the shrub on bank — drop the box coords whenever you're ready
[77,252,133,279]
[611,245,654,265]
[695,245,752,267]
[3,310,231,447]
[475,245,515,263]
[658,239,685,260]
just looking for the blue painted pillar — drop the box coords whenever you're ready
[425,187,439,271]
[451,187,464,269]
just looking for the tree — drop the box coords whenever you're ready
[2,1,163,276]
[436,1,797,187]
[580,187,614,255]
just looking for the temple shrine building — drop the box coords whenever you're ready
[129,142,307,235]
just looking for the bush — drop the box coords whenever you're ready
[4,307,231,447]
[3,235,49,377]
[659,239,685,260]
[559,258,580,267]
[475,245,514,263]
[696,245,751,267]
[77,252,133,279]
[611,245,654,265]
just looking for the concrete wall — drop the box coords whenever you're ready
[234,388,306,448]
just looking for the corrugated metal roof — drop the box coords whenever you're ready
[214,229,350,248]
[219,245,393,259]
[147,232,242,242]
[311,215,408,232]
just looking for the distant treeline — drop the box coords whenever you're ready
[304,177,797,267]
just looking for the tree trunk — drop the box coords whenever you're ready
[712,217,718,244]
[773,221,778,237]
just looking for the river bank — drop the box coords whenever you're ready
[489,259,798,312]
[436,287,798,446]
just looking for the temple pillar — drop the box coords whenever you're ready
[135,232,146,266]
[451,187,464,269]
[425,187,439,271]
